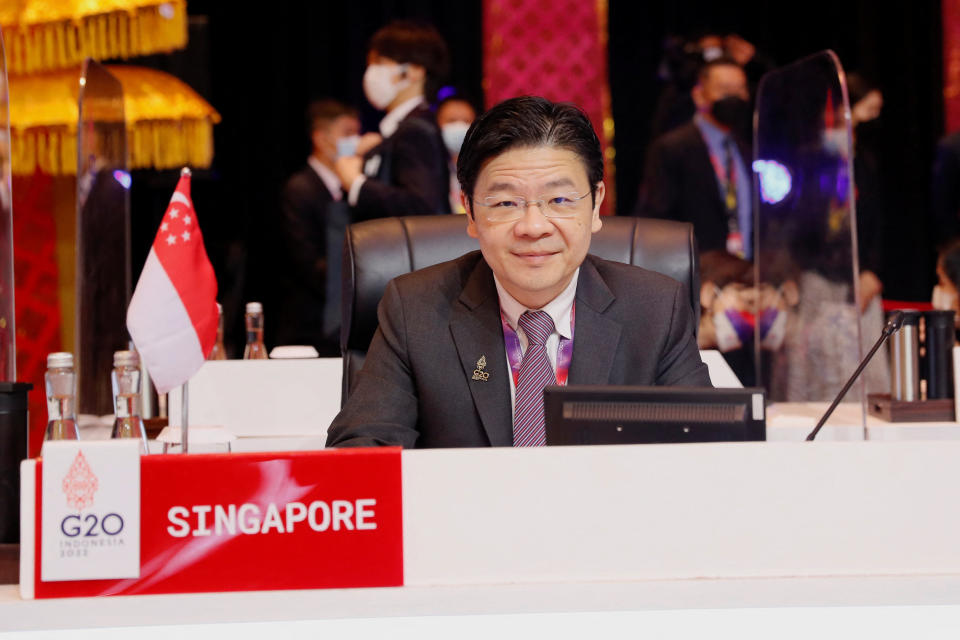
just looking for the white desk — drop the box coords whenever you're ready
[768,402,960,441]
[10,441,960,637]
[5,576,960,636]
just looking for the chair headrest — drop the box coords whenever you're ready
[342,215,699,354]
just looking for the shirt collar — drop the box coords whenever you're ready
[379,95,425,138]
[494,269,579,339]
[694,112,730,147]
[307,156,343,201]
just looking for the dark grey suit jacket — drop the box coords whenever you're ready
[353,105,451,220]
[325,251,711,448]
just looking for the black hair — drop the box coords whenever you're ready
[697,55,744,84]
[306,99,357,137]
[940,238,960,291]
[369,21,451,102]
[436,93,480,120]
[456,96,604,210]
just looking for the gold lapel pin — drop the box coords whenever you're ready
[472,355,490,381]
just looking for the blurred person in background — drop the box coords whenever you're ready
[934,238,960,335]
[335,20,452,219]
[637,57,753,261]
[650,32,774,139]
[847,73,885,314]
[275,99,362,355]
[932,124,960,244]
[436,93,478,213]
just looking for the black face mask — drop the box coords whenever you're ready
[711,96,751,130]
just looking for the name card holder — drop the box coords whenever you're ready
[20,447,402,599]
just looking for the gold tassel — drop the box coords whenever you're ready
[11,118,215,176]
[4,1,188,75]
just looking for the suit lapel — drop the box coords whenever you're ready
[449,258,513,446]
[569,257,621,385]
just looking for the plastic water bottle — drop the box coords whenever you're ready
[243,302,268,359]
[45,352,79,441]
[111,350,149,454]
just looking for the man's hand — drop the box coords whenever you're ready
[334,155,364,192]
[858,270,883,313]
[356,132,383,156]
[724,34,756,66]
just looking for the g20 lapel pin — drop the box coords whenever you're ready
[472,355,490,381]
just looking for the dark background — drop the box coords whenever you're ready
[127,0,944,354]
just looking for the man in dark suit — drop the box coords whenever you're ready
[276,100,360,355]
[327,97,710,449]
[636,57,753,260]
[334,21,451,219]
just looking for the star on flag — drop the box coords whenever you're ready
[182,230,191,242]
[167,234,176,245]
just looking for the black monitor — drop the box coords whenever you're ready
[544,385,766,445]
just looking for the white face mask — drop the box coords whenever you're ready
[363,63,409,111]
[336,135,360,159]
[441,121,470,155]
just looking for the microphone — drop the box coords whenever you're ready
[805,310,905,441]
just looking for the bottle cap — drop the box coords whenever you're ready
[113,350,140,368]
[47,352,73,368]
[246,302,263,314]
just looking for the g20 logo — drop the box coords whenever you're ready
[60,513,125,538]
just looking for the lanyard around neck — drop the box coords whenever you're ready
[500,303,576,387]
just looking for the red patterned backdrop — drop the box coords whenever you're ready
[483,0,615,213]
[13,172,66,456]
[945,0,960,134]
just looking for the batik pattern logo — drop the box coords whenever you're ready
[62,450,99,510]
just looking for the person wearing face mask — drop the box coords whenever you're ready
[436,94,478,213]
[276,99,362,355]
[635,57,753,262]
[934,239,960,330]
[334,20,452,220]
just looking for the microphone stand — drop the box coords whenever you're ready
[806,311,905,441]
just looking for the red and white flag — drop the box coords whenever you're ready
[127,169,218,393]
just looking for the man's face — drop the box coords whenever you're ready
[437,99,476,127]
[694,64,749,113]
[465,145,604,309]
[314,114,360,163]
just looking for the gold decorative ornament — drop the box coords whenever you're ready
[0,0,188,75]
[9,64,220,175]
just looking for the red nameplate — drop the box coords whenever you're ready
[31,448,402,598]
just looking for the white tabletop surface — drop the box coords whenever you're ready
[5,574,960,634]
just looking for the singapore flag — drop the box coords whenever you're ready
[127,168,218,393]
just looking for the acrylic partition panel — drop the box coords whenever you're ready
[0,30,14,381]
[76,60,130,415]
[753,51,888,416]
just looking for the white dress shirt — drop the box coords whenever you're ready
[494,269,579,417]
[307,156,343,201]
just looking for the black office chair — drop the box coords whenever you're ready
[340,215,700,401]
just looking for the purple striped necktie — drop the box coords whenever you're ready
[513,310,556,447]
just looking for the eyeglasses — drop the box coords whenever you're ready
[473,191,592,222]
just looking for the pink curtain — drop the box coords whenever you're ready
[483,0,615,213]
[944,0,960,133]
